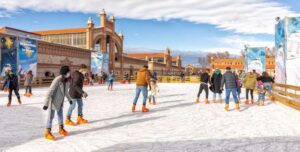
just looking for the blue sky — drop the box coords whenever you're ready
[0,0,299,55]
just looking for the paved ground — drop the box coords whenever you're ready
[0,83,300,152]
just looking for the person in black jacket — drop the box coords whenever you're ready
[210,69,223,103]
[196,69,210,104]
[66,64,88,126]
[258,72,275,101]
[3,70,21,107]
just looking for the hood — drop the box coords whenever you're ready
[139,67,147,72]
[214,69,221,75]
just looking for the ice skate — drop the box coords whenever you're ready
[205,98,209,104]
[225,104,229,111]
[132,104,136,112]
[77,115,88,124]
[142,105,149,112]
[59,125,68,136]
[65,116,75,126]
[195,97,200,103]
[45,128,55,140]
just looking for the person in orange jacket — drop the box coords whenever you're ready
[132,65,151,112]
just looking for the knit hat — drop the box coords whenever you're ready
[60,65,70,75]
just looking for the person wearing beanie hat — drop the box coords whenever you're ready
[43,65,72,140]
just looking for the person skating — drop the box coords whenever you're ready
[243,71,257,104]
[258,72,275,101]
[43,65,72,140]
[24,70,33,97]
[256,80,266,106]
[66,64,89,126]
[148,79,159,105]
[196,69,210,104]
[108,71,115,91]
[2,70,22,107]
[221,67,240,111]
[132,65,151,112]
[210,69,222,103]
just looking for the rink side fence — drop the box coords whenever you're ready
[273,83,300,110]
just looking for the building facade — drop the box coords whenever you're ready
[211,57,275,74]
[0,9,183,78]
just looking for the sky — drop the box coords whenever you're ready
[0,0,300,55]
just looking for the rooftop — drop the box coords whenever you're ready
[33,27,87,35]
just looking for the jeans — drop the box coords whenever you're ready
[149,95,155,100]
[197,83,209,98]
[25,86,32,93]
[67,98,83,116]
[264,83,272,95]
[225,88,239,104]
[246,89,254,100]
[8,88,20,100]
[258,93,265,102]
[108,80,113,89]
[133,86,148,105]
[213,93,222,100]
[46,107,63,129]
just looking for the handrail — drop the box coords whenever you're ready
[273,83,300,110]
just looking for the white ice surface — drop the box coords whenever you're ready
[0,83,299,152]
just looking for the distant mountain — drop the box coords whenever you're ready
[124,48,208,66]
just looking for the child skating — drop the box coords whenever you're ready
[2,70,22,107]
[43,66,72,140]
[148,79,159,105]
[257,80,266,106]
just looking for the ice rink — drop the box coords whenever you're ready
[0,83,300,152]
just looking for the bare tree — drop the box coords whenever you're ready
[198,56,209,68]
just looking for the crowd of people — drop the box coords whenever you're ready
[0,64,275,141]
[196,67,275,111]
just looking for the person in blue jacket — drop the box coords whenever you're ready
[108,71,115,91]
[2,70,22,107]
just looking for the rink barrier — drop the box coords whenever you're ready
[158,76,200,83]
[273,83,300,110]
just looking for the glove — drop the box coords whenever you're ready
[83,92,88,98]
[43,106,48,111]
[69,100,73,104]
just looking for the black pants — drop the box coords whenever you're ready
[197,83,209,98]
[8,88,20,101]
[25,86,32,93]
[246,89,254,100]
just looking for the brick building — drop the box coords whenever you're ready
[211,57,275,74]
[0,9,183,78]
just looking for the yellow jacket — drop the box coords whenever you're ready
[136,67,150,86]
[243,73,257,90]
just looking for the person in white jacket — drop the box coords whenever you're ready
[148,79,159,105]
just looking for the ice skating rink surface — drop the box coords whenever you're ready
[0,83,299,152]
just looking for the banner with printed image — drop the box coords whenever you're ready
[18,37,38,78]
[0,36,18,79]
[275,19,286,84]
[91,51,109,76]
[246,47,266,74]
[286,17,300,86]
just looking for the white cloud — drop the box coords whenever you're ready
[202,35,274,55]
[0,0,298,34]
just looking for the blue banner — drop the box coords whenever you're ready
[246,47,266,74]
[286,17,300,86]
[91,51,109,75]
[18,37,38,78]
[275,20,286,84]
[1,36,18,78]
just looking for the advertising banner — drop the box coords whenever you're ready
[91,51,109,76]
[18,37,38,78]
[275,20,286,84]
[286,17,300,86]
[246,47,266,74]
[0,36,18,79]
